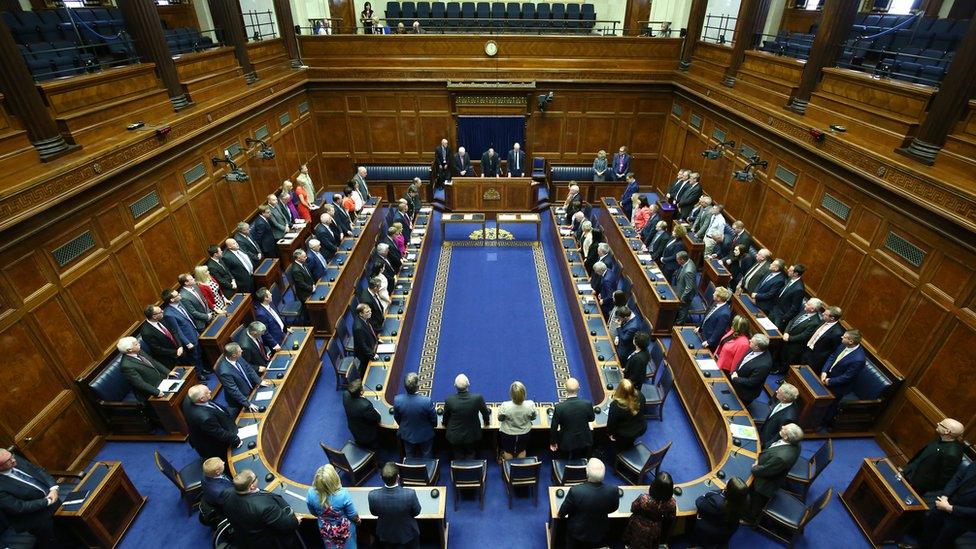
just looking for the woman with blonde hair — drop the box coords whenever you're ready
[498,380,536,461]
[306,464,360,548]
[607,378,646,454]
[592,149,609,181]
[391,222,407,256]
[193,265,226,314]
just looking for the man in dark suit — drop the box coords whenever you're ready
[285,250,314,307]
[736,248,771,295]
[730,334,772,406]
[697,286,733,350]
[620,173,639,218]
[178,272,214,331]
[368,463,422,549]
[266,194,290,241]
[725,220,752,255]
[645,221,669,261]
[222,470,300,549]
[305,239,329,281]
[343,379,381,450]
[206,245,236,296]
[238,321,270,374]
[234,221,263,265]
[371,244,399,293]
[675,172,703,219]
[161,289,205,375]
[216,343,269,417]
[901,418,965,498]
[591,262,617,319]
[453,146,474,177]
[673,251,697,324]
[820,330,867,429]
[360,277,386,333]
[659,226,686,282]
[139,305,185,370]
[665,169,690,203]
[0,449,62,548]
[776,297,824,374]
[222,239,254,294]
[382,225,403,268]
[434,138,451,186]
[330,196,353,235]
[639,203,662,242]
[394,372,438,458]
[182,384,241,460]
[759,383,800,447]
[593,242,617,275]
[199,457,234,526]
[614,307,645,363]
[612,145,631,181]
[623,331,651,391]
[506,142,526,177]
[254,287,285,350]
[745,423,803,523]
[250,206,278,258]
[116,336,175,402]
[920,459,976,548]
[801,305,844,374]
[550,378,595,459]
[313,213,339,260]
[352,304,377,381]
[751,258,786,314]
[481,147,500,177]
[393,202,413,240]
[770,264,806,328]
[442,374,491,459]
[557,458,620,549]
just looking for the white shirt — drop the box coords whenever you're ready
[351,190,364,211]
[706,213,727,236]
[769,401,790,418]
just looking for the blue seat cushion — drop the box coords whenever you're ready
[641,383,663,404]
[364,164,430,181]
[786,456,811,482]
[551,165,593,181]
[179,458,205,490]
[552,458,586,483]
[403,457,437,481]
[503,457,538,480]
[280,301,302,316]
[617,442,650,471]
[341,441,373,470]
[850,358,892,400]
[763,490,806,527]
[89,355,138,402]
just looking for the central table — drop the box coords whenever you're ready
[440,212,486,241]
[496,212,542,240]
[443,176,535,212]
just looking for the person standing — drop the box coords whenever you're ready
[453,146,474,177]
[434,138,450,187]
[612,146,631,181]
[480,147,500,177]
[222,470,300,548]
[673,251,697,324]
[557,458,619,549]
[394,373,438,458]
[623,472,677,549]
[550,378,595,459]
[759,383,800,448]
[622,331,651,391]
[696,286,733,350]
[343,380,381,451]
[306,464,359,549]
[620,173,639,218]
[507,142,526,177]
[498,381,536,461]
[368,463,422,549]
[693,476,749,547]
[607,379,646,455]
[117,336,176,402]
[442,374,490,459]
[744,424,803,523]
[730,334,772,406]
[352,304,378,381]
[182,384,241,460]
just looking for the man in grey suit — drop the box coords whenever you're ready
[353,166,370,201]
[178,273,214,331]
[745,423,803,523]
[266,194,290,240]
[673,251,697,324]
[368,462,421,548]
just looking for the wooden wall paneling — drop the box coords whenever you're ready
[31,296,96,380]
[368,115,402,155]
[790,216,841,295]
[878,388,943,463]
[136,216,194,293]
[95,201,130,246]
[913,320,976,423]
[2,251,53,305]
[819,241,867,306]
[530,114,564,158]
[776,204,811,264]
[0,321,71,436]
[880,294,951,380]
[113,241,159,309]
[754,185,791,253]
[844,258,914,347]
[18,391,100,471]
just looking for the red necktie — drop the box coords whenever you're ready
[157,322,177,346]
[257,338,268,361]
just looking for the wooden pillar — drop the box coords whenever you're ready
[679,0,709,70]
[272,0,301,66]
[786,0,860,113]
[922,0,945,18]
[722,0,771,87]
[0,18,75,161]
[116,0,192,110]
[897,19,976,165]
[623,0,651,36]
[208,0,257,83]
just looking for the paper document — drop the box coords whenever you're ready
[267,361,289,371]
[407,253,417,261]
[414,228,426,234]
[420,206,433,213]
[581,296,595,303]
[498,214,516,221]
[757,317,778,331]
[576,283,593,292]
[608,207,619,214]
[410,237,422,244]
[560,228,572,235]
[696,358,720,371]
[254,390,274,402]
[730,424,759,440]
[637,254,653,262]
[157,379,184,393]
[463,214,475,220]
[376,343,397,354]
[284,232,299,238]
[238,423,259,439]
[63,491,91,506]
[362,208,376,215]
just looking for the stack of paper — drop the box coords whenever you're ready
[608,207,619,214]
[696,358,720,371]
[376,343,396,354]
[463,214,475,220]
[410,237,422,245]
[238,423,259,439]
[420,206,433,213]
[284,232,299,238]
[576,283,593,292]
[758,317,778,331]
[362,208,376,215]
[254,390,274,402]
[730,424,758,440]
[157,379,184,393]
[637,254,653,262]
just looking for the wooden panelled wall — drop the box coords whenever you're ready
[309,84,672,185]
[661,92,976,461]
[0,90,318,471]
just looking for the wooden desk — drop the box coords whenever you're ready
[445,177,534,212]
[56,461,146,548]
[497,212,541,240]
[699,256,732,296]
[199,293,253,367]
[252,257,281,293]
[148,366,198,435]
[683,231,705,266]
[275,220,312,272]
[732,293,783,353]
[598,198,680,337]
[786,364,835,432]
[842,457,927,547]
[441,212,486,241]
[657,200,676,226]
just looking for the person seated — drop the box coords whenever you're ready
[623,471,677,549]
[693,476,748,547]
[550,378,595,459]
[498,381,536,461]
[557,458,619,548]
[0,448,63,547]
[713,315,751,375]
[222,470,300,548]
[199,457,233,528]
[919,459,976,548]
[343,380,381,451]
[607,379,646,455]
[730,334,772,406]
[900,418,965,499]
[696,286,733,350]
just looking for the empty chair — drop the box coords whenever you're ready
[461,2,476,28]
[536,3,551,30]
[520,3,535,29]
[397,457,440,485]
[758,487,833,545]
[878,15,900,29]
[502,457,542,508]
[642,362,673,420]
[326,334,357,390]
[417,1,431,21]
[783,440,832,500]
[153,450,204,515]
[490,2,505,27]
[615,440,671,485]
[551,3,566,28]
[566,3,581,32]
[476,2,490,25]
[446,1,461,30]
[385,1,401,26]
[581,3,595,31]
[401,1,417,21]
[551,458,588,485]
[320,441,377,486]
[450,459,487,510]
[647,340,665,381]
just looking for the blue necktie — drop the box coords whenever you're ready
[235,361,253,390]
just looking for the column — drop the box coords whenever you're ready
[272,0,302,67]
[208,0,257,84]
[786,0,859,113]
[679,0,709,70]
[0,19,75,160]
[722,0,771,87]
[116,0,192,110]
[897,19,976,165]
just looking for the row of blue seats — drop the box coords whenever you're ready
[841,47,954,86]
[2,8,123,45]
[17,42,95,81]
[384,2,597,29]
[164,27,215,56]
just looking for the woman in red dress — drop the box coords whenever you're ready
[623,471,677,549]
[294,181,313,223]
[714,315,752,374]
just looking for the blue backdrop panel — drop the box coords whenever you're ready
[456,116,525,161]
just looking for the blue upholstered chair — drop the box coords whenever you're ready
[783,439,833,500]
[450,459,487,510]
[642,362,673,421]
[502,457,542,507]
[758,487,833,545]
[153,450,204,515]
[320,441,377,486]
[615,440,671,485]
[551,458,587,486]
[397,457,440,485]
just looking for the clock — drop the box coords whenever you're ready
[484,40,498,57]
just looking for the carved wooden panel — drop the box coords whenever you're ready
[63,257,135,354]
[2,252,52,304]
[915,321,976,421]
[20,392,99,471]
[138,217,192,290]
[845,258,913,347]
[31,296,95,379]
[0,321,67,434]
[881,294,949,379]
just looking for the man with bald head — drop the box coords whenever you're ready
[182,384,241,461]
[453,146,473,177]
[557,458,619,549]
[0,448,61,547]
[442,374,490,459]
[222,238,254,293]
[901,418,966,498]
[550,377,595,459]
